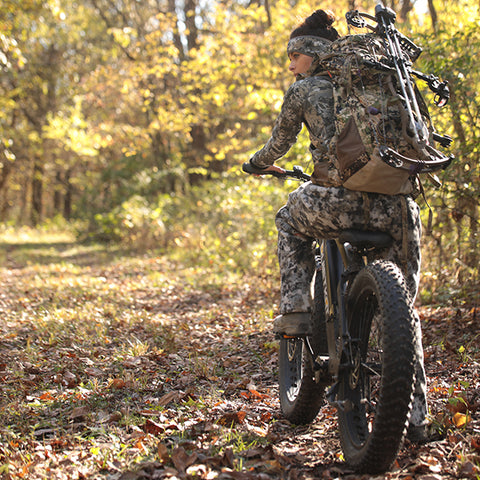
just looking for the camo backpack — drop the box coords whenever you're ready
[315,33,449,195]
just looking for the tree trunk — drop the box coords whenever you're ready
[54,170,62,214]
[264,0,272,27]
[184,0,198,52]
[0,159,12,221]
[400,0,413,20]
[167,0,186,60]
[64,169,73,220]
[31,158,44,225]
[427,0,438,31]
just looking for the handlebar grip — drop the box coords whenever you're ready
[242,162,265,174]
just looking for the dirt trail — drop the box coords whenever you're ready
[0,241,479,479]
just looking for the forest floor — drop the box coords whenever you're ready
[0,234,479,480]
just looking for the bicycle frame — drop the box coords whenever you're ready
[311,234,387,408]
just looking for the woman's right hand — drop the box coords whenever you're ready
[260,164,286,175]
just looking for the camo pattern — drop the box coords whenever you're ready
[286,35,332,59]
[313,34,391,80]
[250,75,342,187]
[275,182,427,426]
[275,183,421,312]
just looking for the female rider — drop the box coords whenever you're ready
[247,9,429,442]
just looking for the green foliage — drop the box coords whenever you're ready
[86,170,300,275]
[411,4,480,303]
[87,195,166,247]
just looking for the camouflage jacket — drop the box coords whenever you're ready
[250,75,342,186]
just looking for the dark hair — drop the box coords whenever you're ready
[290,10,340,41]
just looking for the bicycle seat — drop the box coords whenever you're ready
[339,229,393,250]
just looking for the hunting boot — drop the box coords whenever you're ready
[273,312,312,336]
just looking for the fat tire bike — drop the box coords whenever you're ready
[243,163,418,474]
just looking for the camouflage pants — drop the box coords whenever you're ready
[275,182,428,427]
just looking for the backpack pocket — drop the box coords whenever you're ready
[336,116,369,179]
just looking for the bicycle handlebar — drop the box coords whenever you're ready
[242,162,311,182]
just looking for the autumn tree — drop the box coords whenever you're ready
[0,0,114,223]
[411,0,480,286]
[0,0,478,297]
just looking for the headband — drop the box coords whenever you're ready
[287,35,332,57]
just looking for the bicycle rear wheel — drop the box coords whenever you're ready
[337,260,416,473]
[278,268,327,424]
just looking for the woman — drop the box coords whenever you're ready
[247,10,429,442]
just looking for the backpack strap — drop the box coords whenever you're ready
[418,178,434,235]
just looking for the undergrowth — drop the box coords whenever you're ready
[1,169,478,306]
[80,170,477,306]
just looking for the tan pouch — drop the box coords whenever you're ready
[343,148,413,195]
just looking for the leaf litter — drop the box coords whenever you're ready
[0,242,479,479]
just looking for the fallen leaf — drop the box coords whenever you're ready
[109,378,126,389]
[123,357,142,368]
[70,406,89,420]
[247,384,269,400]
[241,446,270,459]
[171,446,197,472]
[157,442,169,463]
[217,410,246,426]
[418,454,443,474]
[84,367,104,377]
[62,370,78,387]
[39,392,54,401]
[471,437,480,451]
[158,390,179,406]
[452,412,470,428]
[458,461,478,478]
[260,411,272,422]
[447,432,463,444]
[447,397,468,414]
[144,418,164,435]
[221,448,234,468]
[108,411,122,423]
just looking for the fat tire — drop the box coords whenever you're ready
[337,260,416,473]
[278,267,327,424]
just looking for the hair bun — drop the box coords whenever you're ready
[289,9,340,41]
[306,10,335,28]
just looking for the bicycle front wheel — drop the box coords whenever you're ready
[278,337,325,424]
[278,267,327,424]
[337,260,416,473]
